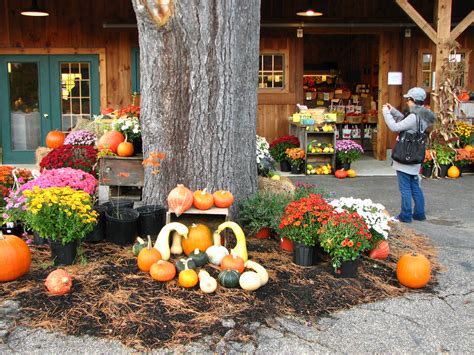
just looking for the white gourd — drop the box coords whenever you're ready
[198,270,217,293]
[170,231,183,255]
[244,260,269,286]
[206,231,229,265]
[239,271,262,291]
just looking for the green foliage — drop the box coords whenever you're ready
[270,142,298,162]
[434,144,456,165]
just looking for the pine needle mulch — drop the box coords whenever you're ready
[0,224,440,350]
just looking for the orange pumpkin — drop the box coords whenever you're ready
[178,259,198,288]
[335,169,348,179]
[117,141,134,157]
[220,254,245,273]
[447,165,460,179]
[0,232,31,282]
[464,145,473,152]
[213,190,234,208]
[369,240,390,260]
[193,189,214,210]
[45,269,72,295]
[45,130,65,149]
[182,224,213,256]
[97,131,125,154]
[396,253,431,289]
[150,260,176,282]
[167,184,193,217]
[137,236,162,272]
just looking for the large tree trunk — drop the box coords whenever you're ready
[132,0,260,211]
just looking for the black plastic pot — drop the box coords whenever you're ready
[50,240,78,266]
[101,199,135,212]
[105,208,139,245]
[133,138,143,154]
[291,165,304,175]
[421,165,433,178]
[312,244,326,264]
[33,231,49,246]
[438,164,450,178]
[334,259,359,278]
[85,204,108,243]
[136,205,166,238]
[280,160,291,172]
[342,162,351,170]
[293,242,314,266]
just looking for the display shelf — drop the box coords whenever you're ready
[307,152,335,156]
[304,130,336,175]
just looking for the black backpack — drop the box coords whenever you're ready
[391,115,426,165]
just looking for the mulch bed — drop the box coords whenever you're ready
[0,223,439,350]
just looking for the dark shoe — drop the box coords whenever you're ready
[396,214,412,223]
[413,214,426,221]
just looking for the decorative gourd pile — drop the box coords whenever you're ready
[133,221,269,293]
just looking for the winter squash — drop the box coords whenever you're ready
[396,253,431,289]
[220,253,245,273]
[215,221,248,262]
[45,269,72,295]
[182,223,213,256]
[346,169,357,178]
[132,237,147,257]
[212,190,234,208]
[244,260,269,286]
[154,222,189,261]
[150,260,176,282]
[206,231,229,265]
[97,131,125,154]
[137,236,162,272]
[167,184,193,217]
[198,270,217,293]
[239,272,261,291]
[193,189,214,210]
[170,231,183,256]
[189,248,209,267]
[217,269,240,288]
[176,258,197,273]
[0,232,31,282]
[369,240,390,260]
[447,165,460,179]
[335,169,348,179]
[45,130,65,149]
[117,141,134,157]
[178,259,199,288]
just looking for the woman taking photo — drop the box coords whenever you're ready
[382,87,435,223]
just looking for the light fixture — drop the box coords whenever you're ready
[296,1,323,17]
[21,0,49,17]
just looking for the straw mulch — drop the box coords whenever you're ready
[0,224,439,350]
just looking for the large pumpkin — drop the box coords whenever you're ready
[45,269,73,295]
[167,184,193,217]
[0,232,31,282]
[212,191,234,208]
[97,131,125,154]
[45,130,65,149]
[182,224,213,255]
[447,166,460,179]
[396,253,431,289]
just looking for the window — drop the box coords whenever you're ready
[258,54,285,89]
[131,48,140,94]
[449,52,466,89]
[421,53,432,89]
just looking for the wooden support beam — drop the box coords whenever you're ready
[395,0,438,44]
[434,0,452,100]
[450,11,474,41]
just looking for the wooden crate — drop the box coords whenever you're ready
[99,155,144,187]
[166,207,229,230]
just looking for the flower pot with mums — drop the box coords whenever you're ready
[256,135,276,177]
[63,130,96,146]
[434,144,455,178]
[39,145,98,177]
[269,135,300,172]
[335,140,364,168]
[285,148,305,175]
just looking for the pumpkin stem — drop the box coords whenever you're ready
[194,248,200,255]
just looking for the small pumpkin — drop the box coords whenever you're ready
[0,232,31,282]
[137,236,162,272]
[176,258,197,273]
[346,169,357,178]
[447,165,460,179]
[218,269,240,288]
[193,189,214,210]
[117,141,134,157]
[97,130,125,154]
[167,184,193,217]
[335,169,348,179]
[45,269,72,295]
[369,240,390,260]
[198,270,217,293]
[396,253,431,289]
[182,223,213,256]
[206,231,229,265]
[189,248,209,267]
[212,190,234,208]
[132,237,147,257]
[178,259,199,288]
[220,253,245,273]
[45,130,65,149]
[150,260,176,282]
[464,145,473,152]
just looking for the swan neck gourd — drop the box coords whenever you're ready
[170,231,183,255]
[154,222,188,261]
[244,260,269,286]
[217,221,248,262]
[212,231,222,246]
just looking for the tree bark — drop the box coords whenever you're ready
[132,0,260,211]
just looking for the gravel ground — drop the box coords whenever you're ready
[1,175,473,354]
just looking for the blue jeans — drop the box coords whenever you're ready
[396,171,426,222]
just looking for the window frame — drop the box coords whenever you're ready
[131,47,140,94]
[258,50,289,94]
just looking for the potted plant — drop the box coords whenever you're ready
[40,145,98,177]
[421,149,434,178]
[63,130,96,146]
[318,211,371,278]
[335,140,364,170]
[454,120,473,149]
[434,144,456,178]
[455,148,471,176]
[112,106,142,153]
[256,135,276,177]
[279,194,334,266]
[269,135,300,172]
[22,186,98,265]
[285,148,305,174]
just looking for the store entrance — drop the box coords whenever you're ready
[302,34,380,163]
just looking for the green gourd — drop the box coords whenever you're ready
[217,269,240,288]
[189,248,209,267]
[176,258,197,273]
[132,237,147,257]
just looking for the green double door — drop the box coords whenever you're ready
[0,55,100,164]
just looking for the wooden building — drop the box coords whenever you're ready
[0,0,473,163]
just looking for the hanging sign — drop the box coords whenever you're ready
[388,72,403,85]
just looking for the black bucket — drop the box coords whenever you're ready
[293,242,314,266]
[136,205,166,238]
[101,199,135,212]
[50,240,78,266]
[105,208,139,245]
[33,231,49,246]
[334,259,359,278]
[85,204,108,243]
